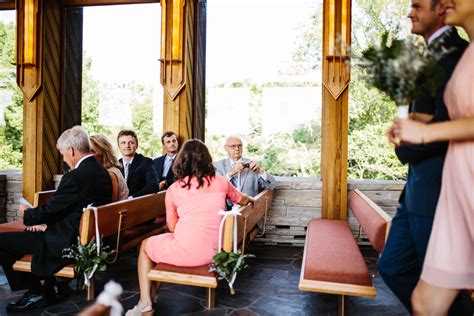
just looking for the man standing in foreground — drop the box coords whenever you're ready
[153,131,179,191]
[378,0,468,313]
[117,130,159,197]
[214,135,276,196]
[0,126,112,313]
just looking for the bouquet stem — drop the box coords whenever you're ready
[397,105,409,119]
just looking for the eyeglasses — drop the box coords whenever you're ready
[226,144,243,149]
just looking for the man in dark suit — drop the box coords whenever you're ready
[378,0,468,313]
[117,130,159,197]
[0,126,112,313]
[153,131,179,191]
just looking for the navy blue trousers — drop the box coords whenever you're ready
[377,202,433,313]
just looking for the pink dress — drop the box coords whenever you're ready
[421,43,474,289]
[145,175,241,267]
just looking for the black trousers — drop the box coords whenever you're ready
[0,231,44,292]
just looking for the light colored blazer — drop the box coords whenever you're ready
[214,158,277,197]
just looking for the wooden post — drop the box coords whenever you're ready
[16,1,82,201]
[160,0,206,141]
[321,0,351,220]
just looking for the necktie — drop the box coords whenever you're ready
[163,157,173,177]
[124,162,130,182]
[230,176,238,188]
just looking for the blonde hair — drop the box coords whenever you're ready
[90,134,121,169]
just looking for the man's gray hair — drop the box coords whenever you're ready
[56,126,90,153]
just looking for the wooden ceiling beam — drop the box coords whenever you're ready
[62,0,158,7]
[0,1,15,10]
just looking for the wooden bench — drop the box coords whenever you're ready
[147,189,274,309]
[11,192,167,299]
[0,169,118,233]
[0,190,57,233]
[298,189,392,316]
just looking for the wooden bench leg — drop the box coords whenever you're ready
[87,278,95,300]
[338,295,345,316]
[206,288,215,309]
[151,281,162,303]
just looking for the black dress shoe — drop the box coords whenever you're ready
[6,290,48,313]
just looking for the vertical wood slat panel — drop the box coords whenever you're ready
[192,0,206,141]
[41,0,63,189]
[62,7,83,131]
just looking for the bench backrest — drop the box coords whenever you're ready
[349,189,391,254]
[222,189,273,252]
[80,192,166,245]
[108,170,120,202]
[33,190,56,207]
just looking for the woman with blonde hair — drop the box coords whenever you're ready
[90,134,129,201]
[392,0,474,314]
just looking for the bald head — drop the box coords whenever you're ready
[224,136,243,161]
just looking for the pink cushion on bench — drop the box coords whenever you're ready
[349,191,388,253]
[0,220,26,233]
[304,219,372,286]
[153,262,215,277]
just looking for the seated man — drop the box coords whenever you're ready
[117,130,159,197]
[0,126,112,313]
[214,135,276,196]
[153,131,179,191]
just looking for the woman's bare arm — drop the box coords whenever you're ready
[237,192,256,206]
[393,117,474,144]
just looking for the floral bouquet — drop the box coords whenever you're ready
[356,32,448,118]
[63,236,110,289]
[210,250,254,295]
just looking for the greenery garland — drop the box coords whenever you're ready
[210,250,254,295]
[63,236,110,289]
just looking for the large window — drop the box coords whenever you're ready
[0,11,23,169]
[348,0,410,180]
[81,4,162,158]
[205,0,323,177]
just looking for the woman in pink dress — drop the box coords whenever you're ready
[393,0,474,314]
[126,139,254,316]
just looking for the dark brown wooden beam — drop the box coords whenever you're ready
[0,1,15,10]
[62,0,158,7]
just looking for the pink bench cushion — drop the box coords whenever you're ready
[153,262,215,277]
[0,220,26,233]
[349,191,387,253]
[304,219,372,286]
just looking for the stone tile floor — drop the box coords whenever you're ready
[0,245,445,315]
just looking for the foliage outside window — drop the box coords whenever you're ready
[0,18,23,169]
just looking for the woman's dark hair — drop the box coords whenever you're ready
[172,139,215,189]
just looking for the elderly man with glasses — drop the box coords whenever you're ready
[214,135,276,197]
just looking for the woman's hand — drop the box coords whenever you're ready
[238,193,255,206]
[26,224,47,232]
[392,118,428,144]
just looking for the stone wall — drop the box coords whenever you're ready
[255,177,405,246]
[0,172,405,246]
[0,170,22,222]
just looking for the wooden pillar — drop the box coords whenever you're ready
[17,0,81,201]
[321,0,351,220]
[160,0,206,141]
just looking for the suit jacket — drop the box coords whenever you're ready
[153,154,175,190]
[120,153,159,197]
[396,28,468,165]
[23,156,112,276]
[214,157,277,197]
[397,28,468,217]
